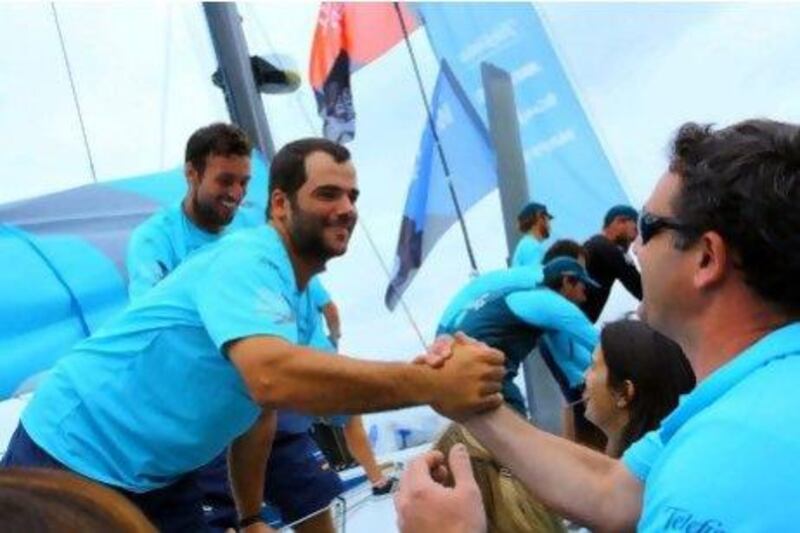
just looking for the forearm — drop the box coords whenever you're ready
[465,406,641,531]
[229,409,276,521]
[323,303,341,339]
[617,261,643,299]
[343,416,384,484]
[241,341,436,414]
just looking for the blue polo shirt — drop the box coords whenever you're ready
[622,322,800,531]
[126,202,259,300]
[437,266,542,334]
[21,225,319,492]
[511,235,546,267]
[452,287,598,413]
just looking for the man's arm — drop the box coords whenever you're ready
[227,334,505,421]
[506,291,599,352]
[321,301,341,345]
[608,245,642,300]
[466,406,642,532]
[228,409,276,530]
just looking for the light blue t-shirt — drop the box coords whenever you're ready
[22,225,319,492]
[308,277,332,310]
[511,235,546,267]
[126,202,258,300]
[437,266,542,334]
[622,322,800,531]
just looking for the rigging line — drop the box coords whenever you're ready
[392,2,479,276]
[241,3,319,136]
[158,4,173,169]
[50,3,97,183]
[240,5,428,350]
[355,218,428,350]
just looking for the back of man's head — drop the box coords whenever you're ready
[669,119,800,316]
[517,202,552,233]
[543,239,587,265]
[603,205,638,229]
[267,138,351,218]
[185,123,252,175]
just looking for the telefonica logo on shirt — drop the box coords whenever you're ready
[662,507,726,533]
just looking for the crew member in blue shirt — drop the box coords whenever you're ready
[510,201,553,267]
[438,239,587,335]
[443,256,600,415]
[127,124,351,532]
[397,119,800,532]
[1,137,506,533]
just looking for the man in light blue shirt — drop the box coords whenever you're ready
[397,119,800,532]
[2,138,506,532]
[126,124,347,532]
[126,123,257,300]
[442,257,599,415]
[510,201,553,267]
[437,239,587,334]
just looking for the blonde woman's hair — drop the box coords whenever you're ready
[434,424,565,533]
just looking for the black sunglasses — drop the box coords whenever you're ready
[638,211,696,245]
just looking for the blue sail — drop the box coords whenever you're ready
[417,3,630,241]
[0,154,268,399]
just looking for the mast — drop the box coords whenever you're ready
[481,62,562,433]
[203,2,276,160]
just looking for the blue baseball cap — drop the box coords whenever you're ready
[604,205,639,227]
[543,257,600,288]
[518,202,553,221]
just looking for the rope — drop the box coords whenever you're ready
[50,3,97,183]
[242,5,429,351]
[158,4,173,169]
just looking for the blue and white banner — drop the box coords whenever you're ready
[416,3,630,241]
[385,60,496,309]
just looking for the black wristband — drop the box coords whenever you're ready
[238,513,264,529]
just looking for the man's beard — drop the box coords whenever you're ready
[288,200,355,262]
[192,192,234,230]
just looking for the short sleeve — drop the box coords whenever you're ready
[621,429,663,482]
[195,248,299,351]
[126,221,173,301]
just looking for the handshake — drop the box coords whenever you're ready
[413,333,506,422]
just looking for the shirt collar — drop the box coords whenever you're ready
[660,322,800,442]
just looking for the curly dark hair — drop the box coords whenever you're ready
[184,123,252,175]
[669,119,800,316]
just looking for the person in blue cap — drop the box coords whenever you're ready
[437,239,586,335]
[398,118,800,532]
[581,204,642,322]
[443,256,600,416]
[1,137,506,533]
[511,202,553,267]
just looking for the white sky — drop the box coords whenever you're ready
[2,2,800,434]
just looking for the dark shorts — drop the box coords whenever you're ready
[1,423,209,533]
[197,431,344,529]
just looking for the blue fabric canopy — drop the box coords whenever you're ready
[0,155,268,398]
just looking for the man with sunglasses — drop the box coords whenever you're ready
[397,119,800,532]
[581,204,642,322]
